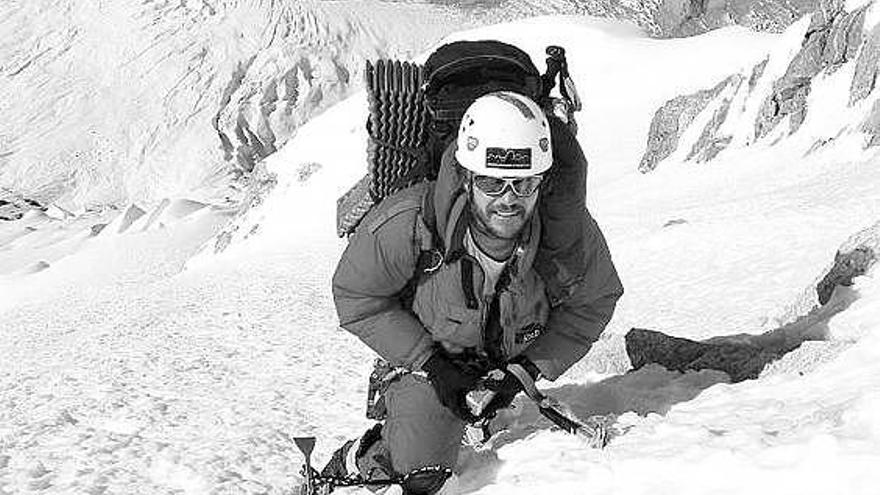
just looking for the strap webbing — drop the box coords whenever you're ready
[507,363,542,403]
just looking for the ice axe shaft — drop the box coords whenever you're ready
[506,363,607,446]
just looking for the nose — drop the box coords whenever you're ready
[495,186,521,206]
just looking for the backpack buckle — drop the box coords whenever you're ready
[423,248,444,273]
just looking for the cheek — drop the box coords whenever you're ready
[472,193,493,214]
[523,195,539,214]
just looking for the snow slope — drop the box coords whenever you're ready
[2,13,880,495]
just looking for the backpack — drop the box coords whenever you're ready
[335,40,581,238]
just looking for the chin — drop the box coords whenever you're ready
[488,218,526,239]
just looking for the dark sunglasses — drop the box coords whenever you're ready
[472,175,543,197]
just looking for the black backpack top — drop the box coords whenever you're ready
[423,40,543,123]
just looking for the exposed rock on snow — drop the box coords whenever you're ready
[653,0,824,38]
[629,220,880,382]
[638,75,740,172]
[210,162,277,255]
[111,205,147,235]
[816,219,880,305]
[211,4,381,173]
[0,195,43,221]
[850,22,880,104]
[860,99,880,146]
[755,5,866,139]
[90,223,108,237]
[639,2,880,171]
[625,327,794,382]
[686,75,745,162]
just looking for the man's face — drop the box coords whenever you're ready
[467,173,541,240]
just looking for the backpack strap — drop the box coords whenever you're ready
[419,182,443,254]
[398,182,444,309]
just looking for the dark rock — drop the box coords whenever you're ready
[755,77,812,139]
[625,328,790,382]
[115,205,146,234]
[639,77,731,173]
[816,245,876,305]
[687,75,742,163]
[748,58,769,93]
[214,230,235,254]
[821,6,867,70]
[663,218,688,227]
[0,193,43,221]
[90,223,108,237]
[656,0,825,38]
[756,6,865,139]
[861,99,880,147]
[850,24,880,105]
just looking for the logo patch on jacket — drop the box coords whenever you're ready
[515,323,545,344]
[486,147,531,169]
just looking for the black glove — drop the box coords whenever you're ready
[422,351,482,422]
[480,356,541,419]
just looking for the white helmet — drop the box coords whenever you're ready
[455,91,553,178]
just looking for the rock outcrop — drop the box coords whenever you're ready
[816,219,880,305]
[639,75,743,172]
[0,194,43,221]
[625,328,794,382]
[654,0,825,38]
[212,4,375,172]
[640,2,880,171]
[628,219,880,381]
[755,5,866,139]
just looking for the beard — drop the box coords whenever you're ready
[469,194,530,241]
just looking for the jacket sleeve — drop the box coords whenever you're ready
[524,212,623,380]
[332,208,435,369]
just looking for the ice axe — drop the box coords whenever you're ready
[294,437,317,494]
[506,363,612,448]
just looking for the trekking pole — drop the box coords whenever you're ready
[506,364,610,448]
[294,437,318,495]
[546,46,582,113]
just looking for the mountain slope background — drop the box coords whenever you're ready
[0,0,832,218]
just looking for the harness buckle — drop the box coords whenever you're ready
[423,248,444,273]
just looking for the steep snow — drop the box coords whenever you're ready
[3,12,880,495]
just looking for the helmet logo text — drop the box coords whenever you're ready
[485,147,532,169]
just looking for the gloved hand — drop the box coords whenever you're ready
[421,351,482,422]
[479,356,541,419]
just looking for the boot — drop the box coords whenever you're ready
[321,423,395,484]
